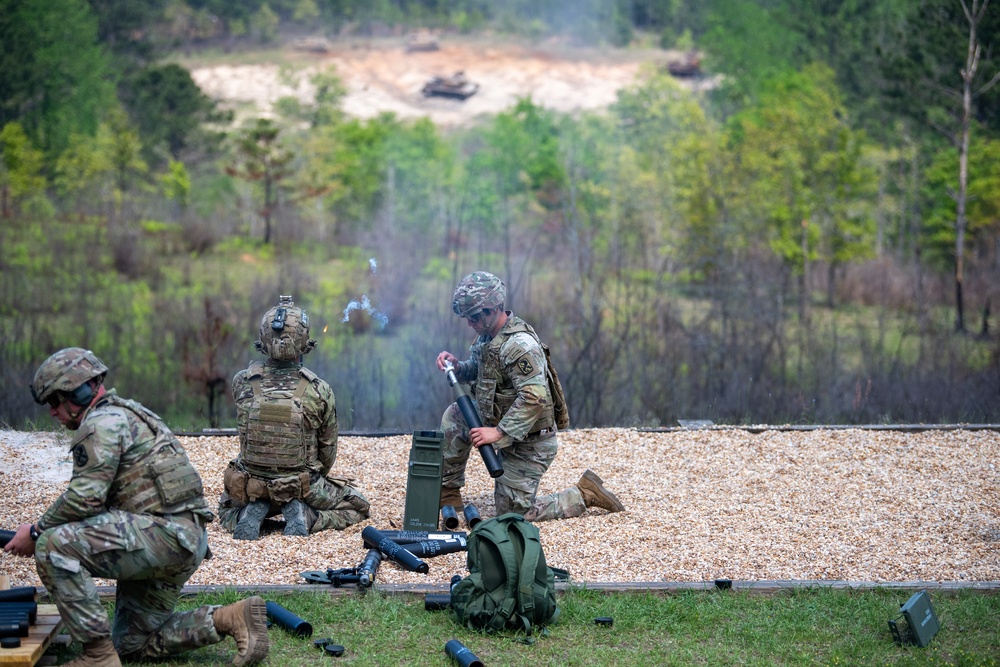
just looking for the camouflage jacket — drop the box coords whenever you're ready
[452,312,554,449]
[38,390,210,530]
[232,359,338,476]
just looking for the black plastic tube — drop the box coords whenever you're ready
[0,588,36,603]
[443,364,504,478]
[440,505,460,530]
[361,526,429,574]
[444,639,484,667]
[375,530,467,543]
[462,504,482,529]
[264,601,313,638]
[394,538,467,558]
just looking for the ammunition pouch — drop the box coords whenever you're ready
[223,460,310,504]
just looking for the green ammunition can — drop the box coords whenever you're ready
[403,430,444,530]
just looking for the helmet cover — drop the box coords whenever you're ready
[256,295,317,360]
[31,348,109,405]
[451,271,506,318]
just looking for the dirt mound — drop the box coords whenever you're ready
[189,37,696,127]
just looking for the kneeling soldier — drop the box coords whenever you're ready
[219,295,370,539]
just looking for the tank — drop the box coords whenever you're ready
[422,71,479,100]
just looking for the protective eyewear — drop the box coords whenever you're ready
[466,309,491,324]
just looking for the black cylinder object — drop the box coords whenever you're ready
[375,530,467,543]
[444,364,504,479]
[358,549,382,587]
[0,621,29,639]
[1,636,21,649]
[0,588,36,603]
[462,504,482,529]
[424,594,452,611]
[264,601,313,638]
[0,530,15,548]
[440,505,460,530]
[454,395,504,478]
[445,639,484,667]
[361,526,429,574]
[0,602,37,623]
[395,539,467,558]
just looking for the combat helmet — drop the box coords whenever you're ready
[255,295,317,361]
[451,271,506,318]
[31,348,108,406]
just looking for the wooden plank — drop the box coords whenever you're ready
[0,605,62,667]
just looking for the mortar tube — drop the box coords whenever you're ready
[443,363,504,478]
[440,505,460,530]
[444,639,484,667]
[361,526,429,574]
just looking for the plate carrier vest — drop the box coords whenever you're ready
[240,361,318,478]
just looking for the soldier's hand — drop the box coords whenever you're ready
[436,351,458,370]
[469,426,502,448]
[3,523,37,558]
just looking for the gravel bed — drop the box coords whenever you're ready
[2,428,998,589]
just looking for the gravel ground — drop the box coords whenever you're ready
[2,427,998,589]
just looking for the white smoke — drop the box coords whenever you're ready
[342,294,389,329]
[369,257,378,273]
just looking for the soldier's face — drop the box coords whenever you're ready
[49,397,78,429]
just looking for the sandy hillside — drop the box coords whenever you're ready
[2,427,998,590]
[188,36,710,127]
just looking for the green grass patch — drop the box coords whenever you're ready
[48,587,1000,666]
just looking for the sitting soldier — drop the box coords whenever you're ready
[218,295,370,539]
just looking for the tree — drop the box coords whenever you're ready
[0,123,47,218]
[950,0,1000,331]
[0,0,116,157]
[227,118,294,244]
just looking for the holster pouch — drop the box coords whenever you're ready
[223,461,249,504]
[267,473,311,504]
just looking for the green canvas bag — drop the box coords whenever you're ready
[450,513,560,634]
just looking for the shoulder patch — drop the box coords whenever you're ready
[72,443,89,467]
[515,355,535,376]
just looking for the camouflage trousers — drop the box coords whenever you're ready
[34,509,223,659]
[441,402,586,522]
[217,472,370,533]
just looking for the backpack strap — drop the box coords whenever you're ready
[509,518,542,635]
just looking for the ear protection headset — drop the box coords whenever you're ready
[68,381,95,407]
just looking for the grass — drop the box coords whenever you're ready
[48,587,1000,666]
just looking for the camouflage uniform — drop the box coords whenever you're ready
[34,389,227,660]
[217,358,369,533]
[442,313,586,521]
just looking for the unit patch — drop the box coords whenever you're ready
[71,443,89,467]
[516,356,535,376]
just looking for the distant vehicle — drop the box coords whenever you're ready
[422,71,479,100]
[405,31,439,52]
[667,52,701,78]
[291,36,332,53]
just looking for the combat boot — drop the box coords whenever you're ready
[213,596,269,667]
[62,638,121,667]
[233,500,269,540]
[282,499,315,536]
[577,469,626,513]
[439,486,463,509]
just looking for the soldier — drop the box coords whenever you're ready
[218,295,369,540]
[435,271,626,521]
[3,348,268,667]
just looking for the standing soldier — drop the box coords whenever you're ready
[3,348,268,667]
[219,295,369,540]
[435,271,626,521]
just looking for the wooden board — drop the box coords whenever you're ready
[0,605,62,666]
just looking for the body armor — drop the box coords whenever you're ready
[239,361,318,478]
[475,318,555,434]
[101,394,208,516]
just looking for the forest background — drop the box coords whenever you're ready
[1,0,999,432]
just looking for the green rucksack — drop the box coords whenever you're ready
[450,513,560,634]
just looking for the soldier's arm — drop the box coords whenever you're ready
[494,335,549,446]
[452,340,482,383]
[38,412,127,530]
[315,382,338,475]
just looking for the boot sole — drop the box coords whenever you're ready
[233,502,269,540]
[282,501,310,536]
[232,596,269,667]
[580,470,626,512]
